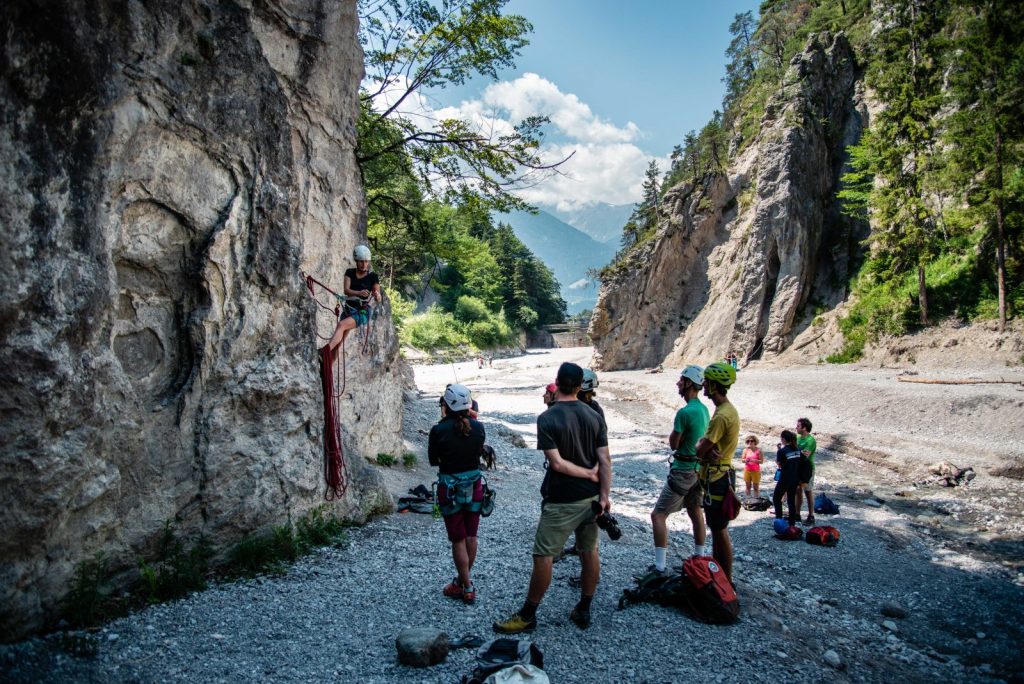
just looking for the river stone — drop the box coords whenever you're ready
[882,620,898,632]
[823,649,843,669]
[396,628,450,668]
[881,602,908,619]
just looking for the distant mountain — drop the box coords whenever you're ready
[494,208,617,314]
[549,202,634,244]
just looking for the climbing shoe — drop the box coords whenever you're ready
[492,612,537,634]
[443,579,464,600]
[569,607,592,630]
[462,584,476,605]
[804,515,816,525]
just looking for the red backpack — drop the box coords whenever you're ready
[679,556,740,624]
[805,526,840,547]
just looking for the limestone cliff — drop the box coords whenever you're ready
[591,33,866,369]
[0,0,401,640]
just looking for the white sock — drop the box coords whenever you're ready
[694,543,706,557]
[654,547,667,571]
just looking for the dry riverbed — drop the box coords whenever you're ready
[3,347,1022,683]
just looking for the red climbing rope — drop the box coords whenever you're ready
[304,271,348,499]
[319,345,347,499]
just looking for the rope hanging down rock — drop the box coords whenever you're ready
[303,271,348,499]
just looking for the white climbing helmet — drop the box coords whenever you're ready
[443,383,473,412]
[679,364,704,386]
[353,244,372,261]
[581,369,599,392]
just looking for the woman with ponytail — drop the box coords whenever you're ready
[428,383,486,603]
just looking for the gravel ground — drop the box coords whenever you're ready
[3,348,1023,683]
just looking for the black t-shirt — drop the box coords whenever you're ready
[583,398,605,420]
[428,416,486,474]
[537,400,608,503]
[345,268,379,298]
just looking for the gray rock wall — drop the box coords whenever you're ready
[0,0,401,640]
[591,33,864,369]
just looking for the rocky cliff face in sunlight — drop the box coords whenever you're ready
[591,32,865,370]
[0,0,400,639]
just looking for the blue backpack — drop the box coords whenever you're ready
[814,493,839,515]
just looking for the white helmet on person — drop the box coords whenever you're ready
[353,244,372,261]
[679,364,704,386]
[581,369,599,392]
[443,383,473,412]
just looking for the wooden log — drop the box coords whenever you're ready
[896,376,1023,386]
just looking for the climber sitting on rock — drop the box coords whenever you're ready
[322,244,382,362]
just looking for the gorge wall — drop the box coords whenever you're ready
[0,0,402,640]
[591,33,866,369]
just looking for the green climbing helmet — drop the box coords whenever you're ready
[703,361,736,387]
[581,369,599,392]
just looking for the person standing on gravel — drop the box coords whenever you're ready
[648,365,710,574]
[494,362,612,633]
[577,368,604,419]
[429,384,487,604]
[796,418,817,525]
[695,361,740,583]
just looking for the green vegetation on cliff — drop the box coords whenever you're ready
[356,0,567,349]
[603,0,1022,360]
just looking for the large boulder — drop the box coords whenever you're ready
[0,0,400,640]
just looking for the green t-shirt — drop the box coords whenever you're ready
[704,401,740,466]
[671,398,710,468]
[798,433,817,466]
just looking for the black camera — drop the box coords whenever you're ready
[590,501,622,541]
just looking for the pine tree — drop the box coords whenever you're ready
[944,0,1024,331]
[848,0,949,324]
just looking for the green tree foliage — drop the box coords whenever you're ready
[355,0,568,346]
[841,0,950,325]
[358,0,561,212]
[489,223,567,328]
[723,11,757,110]
[943,0,1024,331]
[622,160,661,249]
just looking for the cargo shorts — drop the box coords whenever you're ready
[532,496,599,557]
[653,469,703,514]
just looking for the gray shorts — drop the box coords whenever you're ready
[653,469,703,514]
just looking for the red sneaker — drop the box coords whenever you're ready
[443,580,464,600]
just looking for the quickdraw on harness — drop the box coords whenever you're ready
[302,271,349,500]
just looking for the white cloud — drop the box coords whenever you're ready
[481,73,640,144]
[370,72,666,210]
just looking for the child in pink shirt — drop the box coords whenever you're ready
[741,435,764,498]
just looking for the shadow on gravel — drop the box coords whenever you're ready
[729,508,1024,680]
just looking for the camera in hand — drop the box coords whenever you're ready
[590,501,622,541]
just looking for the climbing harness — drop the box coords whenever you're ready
[302,271,349,500]
[432,470,486,516]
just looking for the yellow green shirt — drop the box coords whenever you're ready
[704,400,740,466]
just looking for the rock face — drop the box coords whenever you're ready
[591,33,865,369]
[0,0,401,640]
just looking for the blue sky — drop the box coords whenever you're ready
[422,0,760,209]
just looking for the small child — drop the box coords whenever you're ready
[741,435,764,498]
[772,430,803,525]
